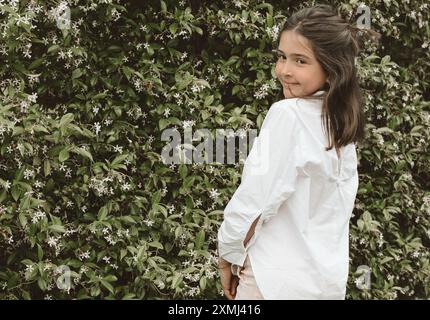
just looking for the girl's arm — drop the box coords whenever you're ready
[218,101,301,267]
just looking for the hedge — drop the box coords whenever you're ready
[0,0,428,299]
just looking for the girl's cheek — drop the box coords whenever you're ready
[275,64,282,81]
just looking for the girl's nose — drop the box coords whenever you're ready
[279,62,293,78]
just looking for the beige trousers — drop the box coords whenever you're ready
[235,255,264,300]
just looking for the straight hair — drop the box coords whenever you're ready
[276,4,380,151]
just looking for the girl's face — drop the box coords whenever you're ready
[275,30,328,99]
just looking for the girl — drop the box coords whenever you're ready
[217,4,379,300]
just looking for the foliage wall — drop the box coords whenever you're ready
[0,0,429,299]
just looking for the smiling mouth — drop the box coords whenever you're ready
[284,82,299,85]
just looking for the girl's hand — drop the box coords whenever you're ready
[218,257,240,300]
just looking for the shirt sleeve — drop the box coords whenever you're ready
[217,101,303,266]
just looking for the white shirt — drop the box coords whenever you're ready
[217,90,359,299]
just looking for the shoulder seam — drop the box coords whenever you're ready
[270,99,300,121]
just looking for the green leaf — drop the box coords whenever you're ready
[195,229,205,250]
[122,293,136,300]
[29,58,44,70]
[37,244,43,261]
[98,206,108,221]
[33,125,50,133]
[11,186,21,201]
[120,216,136,224]
[148,241,163,250]
[122,66,133,80]
[44,160,51,177]
[20,196,31,211]
[59,148,70,162]
[12,126,24,137]
[19,212,27,228]
[72,68,83,79]
[160,0,167,13]
[92,92,107,100]
[38,278,47,291]
[48,225,66,233]
[71,146,93,162]
[111,154,128,167]
[0,189,7,203]
[171,272,182,289]
[169,23,177,35]
[159,118,169,131]
[47,45,60,54]
[194,26,203,35]
[59,113,74,128]
[101,280,115,294]
[204,95,214,106]
[179,164,188,179]
[199,276,207,290]
[103,275,117,282]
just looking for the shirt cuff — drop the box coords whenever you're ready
[217,240,248,266]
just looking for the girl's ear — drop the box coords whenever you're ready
[321,79,330,91]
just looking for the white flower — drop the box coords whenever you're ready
[79,251,90,260]
[47,236,59,248]
[121,182,131,191]
[254,83,270,100]
[266,25,280,41]
[28,74,40,85]
[94,122,101,135]
[209,188,220,201]
[34,180,43,188]
[24,169,35,180]
[182,120,195,129]
[113,145,123,153]
[144,219,154,227]
[2,180,11,190]
[28,92,38,103]
[191,83,205,93]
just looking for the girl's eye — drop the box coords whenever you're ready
[273,50,286,61]
[274,53,285,60]
[296,59,305,64]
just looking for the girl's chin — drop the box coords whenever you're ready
[283,88,298,98]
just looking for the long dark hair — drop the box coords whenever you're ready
[277,4,380,151]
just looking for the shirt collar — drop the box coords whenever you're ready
[296,90,325,115]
